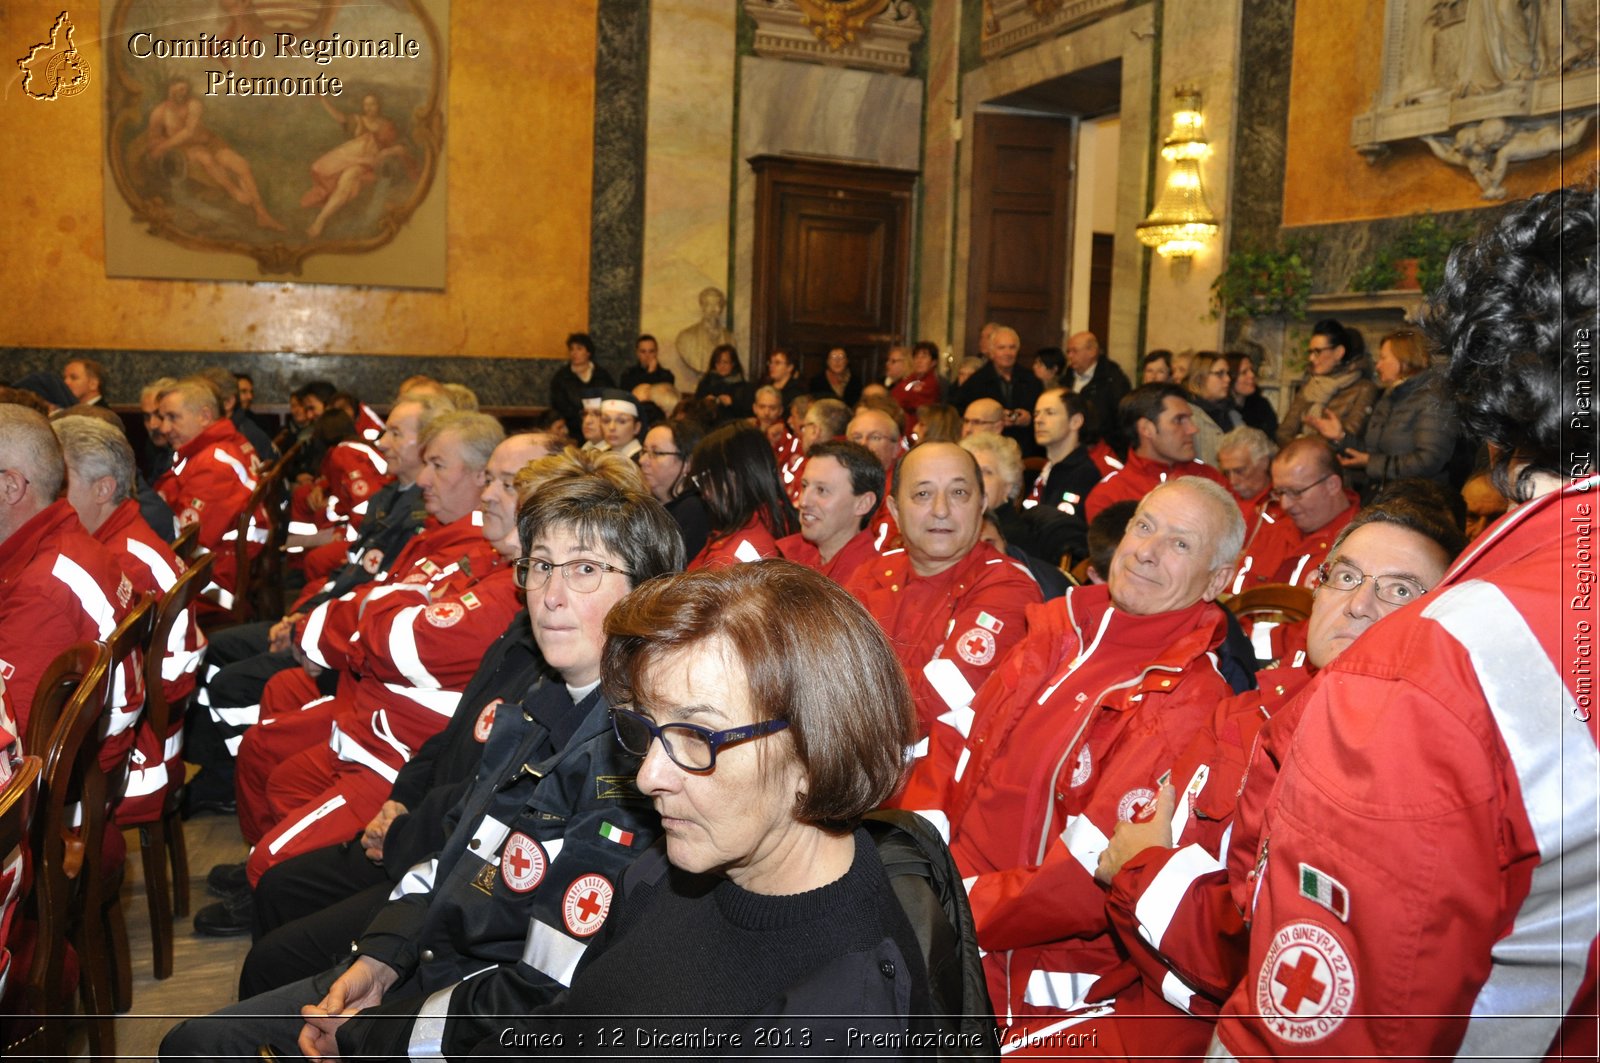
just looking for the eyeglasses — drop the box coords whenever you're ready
[611,707,789,772]
[1307,345,1339,357]
[1271,472,1335,502]
[641,448,681,460]
[961,417,1001,429]
[1315,560,1427,606]
[512,557,631,593]
[851,432,896,446]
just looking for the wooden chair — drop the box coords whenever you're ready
[221,441,302,623]
[0,755,42,862]
[169,521,200,563]
[1066,556,1093,587]
[102,593,158,1014]
[1224,582,1315,625]
[15,642,114,1061]
[134,551,213,982]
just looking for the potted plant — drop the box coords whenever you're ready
[1347,213,1471,293]
[1209,244,1314,321]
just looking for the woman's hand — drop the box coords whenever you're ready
[1337,448,1370,469]
[360,800,408,862]
[1305,408,1344,441]
[298,956,399,1062]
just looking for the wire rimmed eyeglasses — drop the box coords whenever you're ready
[511,557,631,593]
[611,707,789,772]
[1314,560,1427,606]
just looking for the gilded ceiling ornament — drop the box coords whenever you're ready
[794,0,891,50]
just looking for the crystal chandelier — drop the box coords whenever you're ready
[1137,87,1220,260]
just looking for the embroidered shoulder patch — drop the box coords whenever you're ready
[425,601,464,627]
[1257,920,1355,1044]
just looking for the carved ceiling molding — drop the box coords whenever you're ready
[979,0,1130,62]
[744,0,923,75]
[1352,0,1598,199]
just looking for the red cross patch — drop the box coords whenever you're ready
[1257,920,1355,1043]
[425,601,465,628]
[1117,787,1157,823]
[473,698,502,743]
[955,627,996,666]
[562,874,613,937]
[360,549,384,574]
[499,832,546,893]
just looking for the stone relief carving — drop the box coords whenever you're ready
[979,0,1129,61]
[744,0,923,74]
[1352,0,1597,199]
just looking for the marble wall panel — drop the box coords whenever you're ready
[915,0,962,356]
[639,0,738,392]
[589,0,652,378]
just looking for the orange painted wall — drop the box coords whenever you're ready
[0,0,597,358]
[1282,0,1595,225]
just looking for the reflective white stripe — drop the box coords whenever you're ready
[925,658,977,738]
[122,732,185,799]
[1285,553,1311,586]
[912,809,951,845]
[347,441,387,475]
[998,1006,1114,1056]
[1422,581,1599,1058]
[327,723,401,784]
[205,583,235,610]
[521,917,589,987]
[1135,843,1224,949]
[389,857,439,900]
[1248,620,1278,661]
[953,745,972,783]
[287,521,320,536]
[300,602,333,669]
[53,555,134,730]
[909,735,929,760]
[1205,1032,1240,1061]
[209,702,261,727]
[467,814,512,863]
[266,793,348,855]
[1022,969,1101,1011]
[1229,554,1254,596]
[732,538,762,563]
[383,682,460,719]
[387,605,443,688]
[406,982,453,1059]
[1160,969,1197,1013]
[212,447,257,491]
[1059,815,1110,878]
[351,500,370,516]
[124,539,179,590]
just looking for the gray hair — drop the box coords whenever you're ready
[160,378,222,418]
[420,411,505,470]
[1217,425,1276,464]
[395,390,458,434]
[1147,476,1247,568]
[142,376,179,404]
[52,415,136,501]
[0,405,66,503]
[959,431,1024,502]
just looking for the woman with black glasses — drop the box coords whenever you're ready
[638,417,709,560]
[1277,317,1379,447]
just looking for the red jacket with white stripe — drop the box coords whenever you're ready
[685,515,781,570]
[295,513,499,673]
[154,418,265,599]
[290,440,393,535]
[0,676,25,1002]
[324,562,521,784]
[895,584,1231,1028]
[0,500,142,769]
[1213,477,1598,1062]
[1102,666,1312,1016]
[845,540,1039,742]
[93,499,205,824]
[1232,495,1359,594]
[1083,450,1234,523]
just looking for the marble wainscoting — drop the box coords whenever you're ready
[1230,0,1296,250]
[588,0,652,383]
[731,57,924,355]
[1,347,563,409]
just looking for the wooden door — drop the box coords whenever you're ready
[749,156,917,385]
[965,113,1075,358]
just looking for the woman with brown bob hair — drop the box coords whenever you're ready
[463,561,944,1052]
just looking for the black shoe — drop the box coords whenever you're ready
[181,791,238,819]
[206,861,249,898]
[193,886,255,937]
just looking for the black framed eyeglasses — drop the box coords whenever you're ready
[512,557,631,593]
[641,448,681,460]
[611,707,788,772]
[1314,560,1427,606]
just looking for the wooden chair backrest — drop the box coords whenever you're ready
[1225,582,1315,624]
[142,552,213,742]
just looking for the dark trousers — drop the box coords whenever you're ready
[241,839,394,998]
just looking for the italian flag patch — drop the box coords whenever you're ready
[975,611,1004,633]
[1298,862,1349,922]
[598,821,634,846]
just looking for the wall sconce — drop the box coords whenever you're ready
[1137,87,1221,260]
